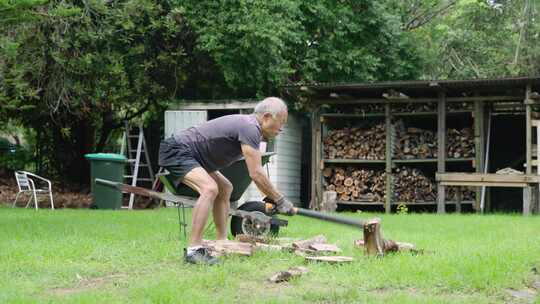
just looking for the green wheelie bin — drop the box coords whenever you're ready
[85,153,126,209]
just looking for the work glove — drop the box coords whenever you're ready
[275,196,295,215]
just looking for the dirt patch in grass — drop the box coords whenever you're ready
[0,175,156,208]
[49,273,128,296]
[504,268,540,304]
[0,176,92,208]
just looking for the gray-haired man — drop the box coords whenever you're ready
[159,97,294,265]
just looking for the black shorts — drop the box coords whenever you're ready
[158,137,201,182]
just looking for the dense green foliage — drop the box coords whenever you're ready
[0,0,538,182]
[402,0,540,78]
[1,1,191,181]
[0,140,32,173]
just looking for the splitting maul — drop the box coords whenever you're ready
[95,178,386,256]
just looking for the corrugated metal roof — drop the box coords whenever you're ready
[283,76,540,91]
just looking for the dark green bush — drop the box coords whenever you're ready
[0,138,32,172]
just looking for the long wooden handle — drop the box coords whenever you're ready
[264,202,365,229]
[293,207,366,229]
[95,178,193,205]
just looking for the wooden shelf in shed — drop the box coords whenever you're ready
[336,200,474,206]
[324,159,386,164]
[323,158,474,164]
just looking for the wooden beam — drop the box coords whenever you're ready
[525,83,533,215]
[310,106,323,210]
[385,103,392,214]
[474,99,485,212]
[456,186,462,213]
[437,92,446,214]
[526,84,532,175]
[168,101,258,110]
[336,200,474,206]
[436,173,540,183]
[523,186,532,215]
[441,181,528,187]
[312,96,523,105]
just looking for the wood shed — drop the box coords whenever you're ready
[284,76,540,214]
[164,100,305,205]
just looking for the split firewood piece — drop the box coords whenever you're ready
[268,266,309,283]
[305,256,354,263]
[235,234,269,244]
[383,240,417,252]
[323,167,333,178]
[202,240,253,257]
[309,243,342,253]
[355,239,416,253]
[292,235,327,250]
[382,239,399,252]
[395,242,416,251]
[255,243,284,251]
[363,218,384,256]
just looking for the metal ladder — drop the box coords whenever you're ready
[120,122,155,209]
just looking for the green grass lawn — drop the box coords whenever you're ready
[1,205,539,303]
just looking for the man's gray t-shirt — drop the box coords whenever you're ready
[172,114,263,172]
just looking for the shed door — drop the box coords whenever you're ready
[164,110,207,138]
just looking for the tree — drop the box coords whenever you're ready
[400,0,540,79]
[1,0,425,184]
[0,0,191,183]
[182,0,423,97]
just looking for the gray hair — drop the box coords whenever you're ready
[254,97,288,118]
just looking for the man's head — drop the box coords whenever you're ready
[254,97,288,140]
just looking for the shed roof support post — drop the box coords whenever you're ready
[310,105,322,210]
[526,84,532,175]
[437,92,446,214]
[474,99,485,212]
[385,103,392,213]
[525,83,533,215]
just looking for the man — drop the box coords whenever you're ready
[159,97,294,265]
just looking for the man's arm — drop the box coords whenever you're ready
[241,144,282,202]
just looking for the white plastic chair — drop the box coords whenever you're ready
[12,171,55,210]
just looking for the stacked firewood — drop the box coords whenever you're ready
[323,166,386,202]
[446,187,476,201]
[393,167,436,202]
[325,124,474,160]
[394,121,437,159]
[393,103,435,113]
[323,166,475,203]
[447,102,474,111]
[394,121,474,159]
[351,104,385,114]
[323,124,386,160]
[394,167,475,202]
[447,128,474,158]
[332,104,385,114]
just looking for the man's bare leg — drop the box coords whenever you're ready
[181,167,219,247]
[210,172,233,240]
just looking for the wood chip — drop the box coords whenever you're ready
[396,242,416,251]
[355,239,416,253]
[255,243,284,251]
[305,256,354,263]
[354,239,365,247]
[235,234,268,244]
[268,267,309,283]
[309,243,342,253]
[292,235,327,250]
[202,240,253,257]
